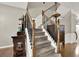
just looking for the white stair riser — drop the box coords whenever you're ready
[37,49,55,57]
[35,32,45,36]
[36,43,51,49]
[35,29,42,32]
[35,36,47,42]
[34,28,56,57]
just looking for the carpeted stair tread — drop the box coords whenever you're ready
[36,46,55,56]
[36,40,50,46]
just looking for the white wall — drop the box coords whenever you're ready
[57,4,76,34]
[60,10,77,33]
[60,10,71,33]
[71,11,77,33]
[57,4,71,34]
[0,2,28,9]
[0,4,26,47]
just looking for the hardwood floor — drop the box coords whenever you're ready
[0,47,13,57]
[61,43,77,57]
[0,43,79,57]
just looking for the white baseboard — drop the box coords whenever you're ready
[0,44,13,49]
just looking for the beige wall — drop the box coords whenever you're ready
[0,4,26,47]
[57,5,71,34]
[60,10,71,33]
[71,11,77,33]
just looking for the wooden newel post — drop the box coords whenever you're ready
[42,10,44,25]
[32,20,36,57]
[52,13,61,53]
[57,19,60,53]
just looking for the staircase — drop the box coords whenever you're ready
[26,2,62,57]
[34,28,60,57]
[11,2,63,57]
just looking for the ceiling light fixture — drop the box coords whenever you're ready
[43,2,45,4]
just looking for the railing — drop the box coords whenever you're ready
[41,2,61,53]
[26,8,36,57]
[32,20,36,57]
[26,2,61,56]
[39,11,53,28]
[41,10,55,28]
[26,9,32,43]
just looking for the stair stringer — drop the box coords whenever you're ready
[25,28,32,57]
[41,26,58,53]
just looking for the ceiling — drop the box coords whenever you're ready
[28,2,54,9]
[62,2,79,14]
[0,2,79,14]
[28,2,79,14]
[28,2,55,18]
[0,2,28,9]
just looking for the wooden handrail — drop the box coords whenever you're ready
[27,11,33,25]
[32,20,36,57]
[39,13,52,28]
[56,19,60,53]
[44,4,55,12]
[26,7,36,57]
[26,7,33,26]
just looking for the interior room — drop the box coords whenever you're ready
[0,2,79,57]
